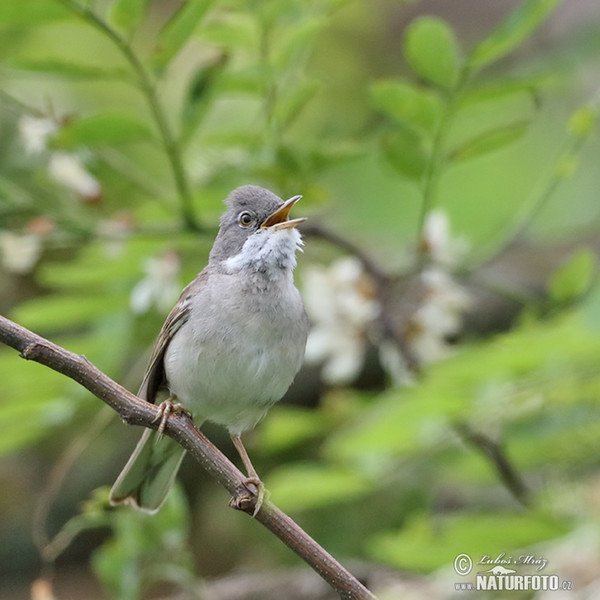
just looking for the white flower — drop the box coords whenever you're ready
[49,152,102,201]
[130,250,181,314]
[407,267,472,364]
[0,231,42,274]
[303,257,380,385]
[97,214,135,258]
[18,115,57,155]
[422,209,468,267]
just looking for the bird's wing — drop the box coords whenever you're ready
[137,272,206,402]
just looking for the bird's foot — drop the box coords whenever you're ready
[230,477,269,517]
[153,398,190,436]
[229,434,269,516]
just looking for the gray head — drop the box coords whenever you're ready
[209,185,305,270]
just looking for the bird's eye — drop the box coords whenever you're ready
[238,211,254,227]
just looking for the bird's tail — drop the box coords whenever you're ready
[109,428,186,513]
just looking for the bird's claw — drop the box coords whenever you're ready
[153,398,190,436]
[230,477,268,517]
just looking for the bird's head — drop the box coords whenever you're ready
[209,185,305,273]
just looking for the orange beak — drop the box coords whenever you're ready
[261,195,305,230]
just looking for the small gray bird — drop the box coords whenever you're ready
[110,185,309,513]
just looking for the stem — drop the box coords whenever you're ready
[57,0,199,231]
[468,88,600,270]
[256,7,280,151]
[416,66,472,262]
[0,315,378,600]
[454,422,530,507]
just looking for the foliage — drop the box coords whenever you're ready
[0,0,599,598]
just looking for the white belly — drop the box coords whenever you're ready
[163,275,307,434]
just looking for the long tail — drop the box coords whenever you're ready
[109,429,186,513]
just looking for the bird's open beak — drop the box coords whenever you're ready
[261,195,306,230]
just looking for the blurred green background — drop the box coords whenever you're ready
[1,1,600,599]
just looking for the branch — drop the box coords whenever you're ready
[454,422,530,507]
[416,64,473,265]
[0,315,377,600]
[302,223,388,286]
[57,0,200,231]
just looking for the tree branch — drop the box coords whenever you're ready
[454,422,530,507]
[57,0,200,231]
[0,315,377,600]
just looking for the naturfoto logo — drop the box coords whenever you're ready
[452,552,572,592]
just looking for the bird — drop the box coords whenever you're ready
[110,185,309,514]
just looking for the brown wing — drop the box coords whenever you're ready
[137,280,195,402]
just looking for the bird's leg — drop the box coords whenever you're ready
[231,434,266,516]
[153,396,190,436]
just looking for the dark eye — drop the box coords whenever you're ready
[238,211,254,227]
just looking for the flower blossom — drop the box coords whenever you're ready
[303,257,380,385]
[406,267,473,365]
[130,250,181,314]
[18,115,57,156]
[0,231,42,274]
[421,208,468,267]
[406,209,472,364]
[49,152,102,202]
[18,113,102,202]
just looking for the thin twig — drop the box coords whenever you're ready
[454,422,530,507]
[0,315,378,600]
[465,87,600,272]
[57,0,200,231]
[416,65,473,263]
[32,407,114,553]
[301,222,388,285]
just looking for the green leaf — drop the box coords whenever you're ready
[0,351,76,455]
[6,58,128,80]
[404,17,460,89]
[214,66,256,93]
[181,54,228,143]
[52,112,153,149]
[0,394,74,455]
[371,79,442,135]
[368,511,567,572]
[12,293,125,332]
[450,121,529,162]
[548,248,597,305]
[0,0,71,26]
[200,13,256,48]
[93,484,193,597]
[583,280,600,332]
[460,77,548,108]
[266,463,371,511]
[274,17,328,68]
[154,0,216,68]
[568,106,597,139]
[470,0,563,69]
[109,0,152,34]
[257,406,328,453]
[277,79,320,130]
[326,314,600,463]
[380,127,429,180]
[42,488,111,563]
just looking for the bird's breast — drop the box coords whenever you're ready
[163,273,308,433]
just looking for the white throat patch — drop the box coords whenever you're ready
[224,227,303,274]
